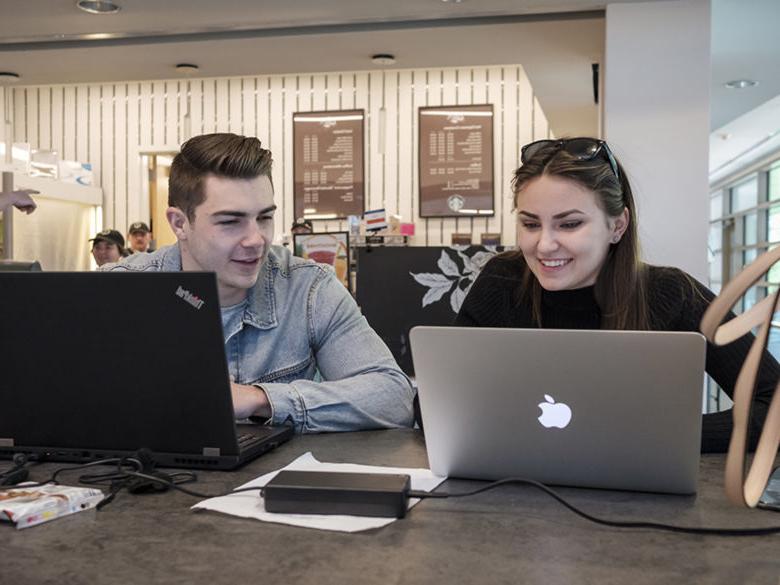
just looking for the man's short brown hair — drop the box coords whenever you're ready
[168,133,273,221]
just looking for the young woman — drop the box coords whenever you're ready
[455,138,777,453]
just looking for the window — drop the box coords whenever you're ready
[709,155,780,411]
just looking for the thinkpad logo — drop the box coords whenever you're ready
[176,285,205,310]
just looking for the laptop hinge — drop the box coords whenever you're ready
[202,447,221,457]
[0,438,14,447]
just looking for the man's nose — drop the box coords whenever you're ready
[242,222,266,247]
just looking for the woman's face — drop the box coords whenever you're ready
[515,175,628,291]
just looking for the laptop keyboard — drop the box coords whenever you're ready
[237,433,264,450]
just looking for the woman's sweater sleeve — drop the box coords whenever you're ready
[658,269,778,453]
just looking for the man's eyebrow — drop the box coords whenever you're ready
[212,204,277,218]
[517,209,584,219]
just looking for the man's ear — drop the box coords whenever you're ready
[166,207,189,240]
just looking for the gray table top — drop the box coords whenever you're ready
[4,429,780,585]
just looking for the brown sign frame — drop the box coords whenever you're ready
[293,109,365,221]
[418,104,495,218]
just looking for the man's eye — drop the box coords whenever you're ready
[258,216,274,223]
[218,220,238,225]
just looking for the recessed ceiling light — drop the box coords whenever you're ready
[0,72,21,84]
[441,0,464,3]
[724,79,758,89]
[76,1,121,15]
[371,54,396,66]
[175,63,200,75]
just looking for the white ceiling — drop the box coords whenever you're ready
[0,0,612,38]
[708,0,780,179]
[0,0,617,138]
[0,0,777,158]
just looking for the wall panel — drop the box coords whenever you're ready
[9,65,549,246]
[0,87,6,150]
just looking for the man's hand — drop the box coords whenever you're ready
[10,189,39,214]
[230,382,272,419]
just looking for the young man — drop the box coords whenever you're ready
[102,133,414,433]
[90,229,126,267]
[127,221,154,253]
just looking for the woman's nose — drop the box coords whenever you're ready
[537,228,558,252]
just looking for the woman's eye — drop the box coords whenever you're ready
[560,221,582,229]
[521,222,540,230]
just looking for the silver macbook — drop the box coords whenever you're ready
[410,326,706,494]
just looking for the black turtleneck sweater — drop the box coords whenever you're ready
[454,255,778,453]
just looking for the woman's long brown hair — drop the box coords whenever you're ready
[507,142,649,330]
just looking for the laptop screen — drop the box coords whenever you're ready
[0,272,240,458]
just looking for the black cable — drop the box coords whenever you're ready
[0,457,262,503]
[409,478,780,537]
[113,470,262,499]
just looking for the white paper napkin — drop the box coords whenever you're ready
[192,452,446,532]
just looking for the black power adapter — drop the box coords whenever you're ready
[262,470,412,518]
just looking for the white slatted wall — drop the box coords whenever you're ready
[9,65,550,247]
[0,87,6,149]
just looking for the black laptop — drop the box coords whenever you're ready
[0,271,293,470]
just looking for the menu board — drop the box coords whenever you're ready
[293,110,365,220]
[418,104,494,217]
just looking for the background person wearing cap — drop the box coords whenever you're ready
[90,229,127,267]
[290,218,313,235]
[127,221,154,254]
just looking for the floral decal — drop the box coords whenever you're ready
[410,246,498,314]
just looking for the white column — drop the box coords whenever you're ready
[604,0,710,282]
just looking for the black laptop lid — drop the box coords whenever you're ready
[0,272,240,456]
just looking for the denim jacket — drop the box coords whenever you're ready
[101,244,415,433]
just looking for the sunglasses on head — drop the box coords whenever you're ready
[520,138,620,180]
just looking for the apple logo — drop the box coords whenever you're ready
[537,394,572,429]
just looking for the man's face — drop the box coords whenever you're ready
[172,175,276,306]
[92,241,121,266]
[129,231,152,252]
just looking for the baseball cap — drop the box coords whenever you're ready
[291,218,313,231]
[128,221,151,234]
[90,229,125,249]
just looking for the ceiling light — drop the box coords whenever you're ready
[76,1,121,15]
[441,0,464,3]
[0,72,21,84]
[371,54,396,66]
[175,63,200,75]
[724,79,758,89]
